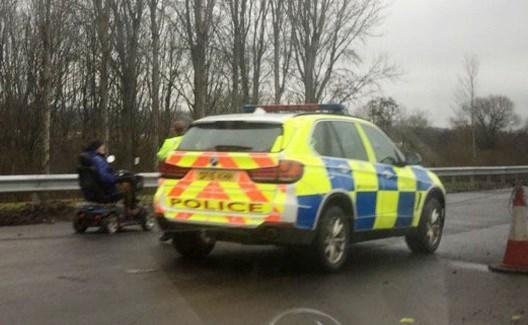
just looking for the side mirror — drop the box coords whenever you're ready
[134,157,140,166]
[406,152,422,165]
[107,155,116,164]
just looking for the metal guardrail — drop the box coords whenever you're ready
[0,173,159,193]
[431,166,528,177]
[0,167,527,194]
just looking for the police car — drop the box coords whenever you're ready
[154,104,446,271]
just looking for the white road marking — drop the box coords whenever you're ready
[448,260,490,272]
[269,307,341,325]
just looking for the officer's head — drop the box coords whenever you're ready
[172,119,188,136]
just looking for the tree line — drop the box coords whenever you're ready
[0,0,395,174]
[356,55,527,167]
[1,0,525,175]
[358,93,527,167]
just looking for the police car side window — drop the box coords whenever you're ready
[331,121,369,161]
[311,121,343,157]
[362,124,404,165]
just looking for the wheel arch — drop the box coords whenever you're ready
[312,190,355,230]
[424,187,446,210]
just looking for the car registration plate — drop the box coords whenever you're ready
[196,170,236,182]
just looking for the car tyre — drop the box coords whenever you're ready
[173,231,215,259]
[405,197,444,254]
[312,206,350,272]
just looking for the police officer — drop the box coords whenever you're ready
[158,118,189,242]
[157,119,188,161]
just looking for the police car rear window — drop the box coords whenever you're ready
[178,121,283,152]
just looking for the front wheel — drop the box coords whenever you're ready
[172,231,215,259]
[405,197,444,254]
[312,206,350,272]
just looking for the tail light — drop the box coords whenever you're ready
[248,160,304,183]
[159,162,190,179]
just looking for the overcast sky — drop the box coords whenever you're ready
[365,0,528,127]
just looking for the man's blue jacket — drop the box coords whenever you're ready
[88,151,117,194]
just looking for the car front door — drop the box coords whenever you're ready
[329,120,378,231]
[359,124,417,230]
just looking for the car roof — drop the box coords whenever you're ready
[193,112,372,126]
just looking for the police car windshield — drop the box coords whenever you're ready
[178,121,283,152]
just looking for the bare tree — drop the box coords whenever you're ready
[34,0,52,173]
[174,0,218,118]
[287,0,384,103]
[473,95,519,149]
[356,96,401,132]
[453,55,479,160]
[400,109,430,129]
[249,0,268,104]
[111,0,145,167]
[93,0,112,144]
[149,0,163,167]
[32,0,77,173]
[269,0,292,103]
[220,0,249,110]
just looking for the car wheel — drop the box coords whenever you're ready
[312,206,350,272]
[405,197,444,254]
[172,231,215,259]
[73,212,88,234]
[103,214,119,235]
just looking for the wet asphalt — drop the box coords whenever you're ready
[0,189,527,325]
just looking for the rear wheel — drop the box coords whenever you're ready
[405,197,444,253]
[73,212,88,234]
[173,231,215,259]
[141,215,155,231]
[102,214,119,234]
[139,207,155,231]
[312,206,350,272]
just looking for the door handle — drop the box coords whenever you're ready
[382,170,396,179]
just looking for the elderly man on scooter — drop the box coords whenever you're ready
[83,140,140,217]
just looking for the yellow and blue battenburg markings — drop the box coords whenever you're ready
[293,157,436,232]
[411,166,433,191]
[295,157,356,229]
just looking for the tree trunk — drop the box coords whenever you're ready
[272,1,281,103]
[38,0,52,174]
[150,0,161,168]
[94,0,111,146]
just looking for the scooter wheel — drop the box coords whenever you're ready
[73,212,88,234]
[103,214,119,234]
[141,213,155,231]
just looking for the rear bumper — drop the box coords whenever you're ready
[156,215,315,246]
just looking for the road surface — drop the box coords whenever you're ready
[0,189,527,325]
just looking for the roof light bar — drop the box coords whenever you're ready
[242,103,345,114]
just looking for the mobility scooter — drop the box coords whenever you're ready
[73,153,154,234]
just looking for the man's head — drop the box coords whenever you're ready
[172,119,188,137]
[85,140,106,155]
